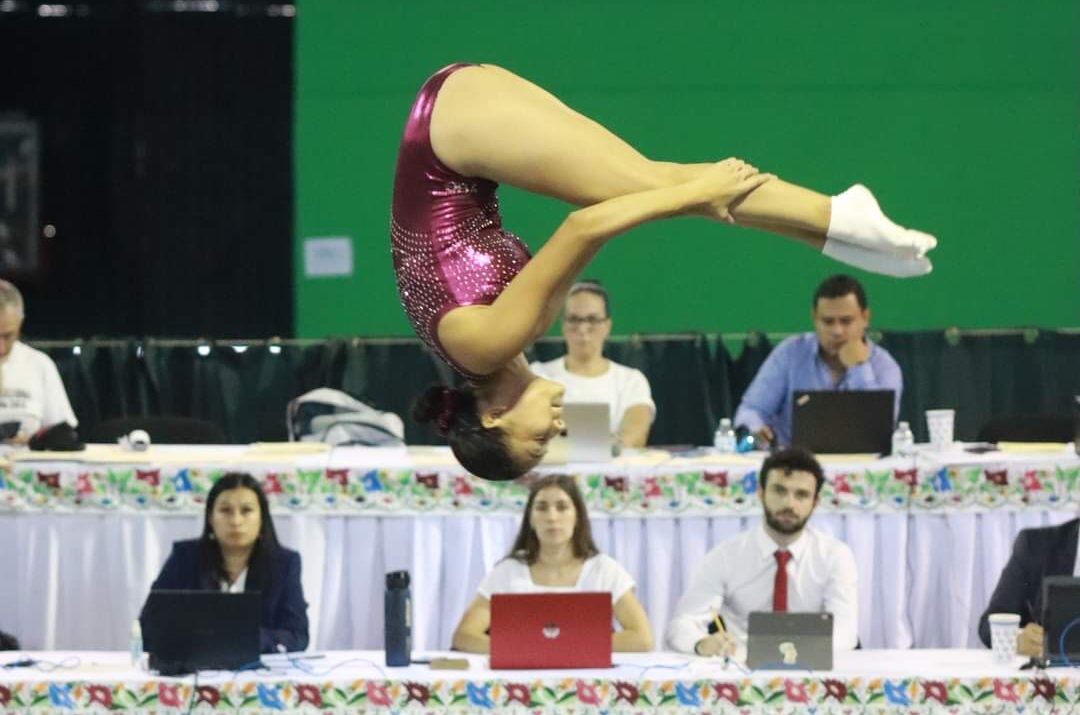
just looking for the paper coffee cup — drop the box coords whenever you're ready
[988,613,1021,664]
[926,409,955,450]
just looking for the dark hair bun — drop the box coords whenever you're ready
[412,384,450,424]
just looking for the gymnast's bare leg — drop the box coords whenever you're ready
[430,64,935,276]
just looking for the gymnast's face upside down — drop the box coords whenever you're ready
[481,376,566,469]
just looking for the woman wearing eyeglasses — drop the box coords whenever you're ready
[530,280,654,448]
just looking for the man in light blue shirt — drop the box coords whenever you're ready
[734,274,901,447]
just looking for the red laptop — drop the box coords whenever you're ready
[489,592,612,669]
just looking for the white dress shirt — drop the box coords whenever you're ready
[477,554,635,604]
[666,524,858,654]
[220,568,248,594]
[0,341,78,434]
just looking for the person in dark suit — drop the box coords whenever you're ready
[978,518,1078,657]
[0,630,18,650]
[141,472,309,653]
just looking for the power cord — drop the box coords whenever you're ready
[184,671,199,715]
[31,655,82,672]
[288,655,388,679]
[617,658,693,681]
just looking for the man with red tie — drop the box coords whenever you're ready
[666,448,858,657]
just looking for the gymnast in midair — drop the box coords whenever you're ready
[393,64,935,481]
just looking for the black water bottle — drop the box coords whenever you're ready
[384,570,411,667]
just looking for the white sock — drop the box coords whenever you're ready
[827,184,937,257]
[823,237,932,278]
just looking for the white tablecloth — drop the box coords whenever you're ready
[2,509,1076,654]
[1,445,1077,653]
[0,649,1074,713]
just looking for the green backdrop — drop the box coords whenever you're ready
[295,1,1079,338]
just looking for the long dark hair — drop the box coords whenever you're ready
[199,472,279,587]
[508,474,598,565]
[413,384,524,481]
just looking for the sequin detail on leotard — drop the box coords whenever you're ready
[390,64,531,380]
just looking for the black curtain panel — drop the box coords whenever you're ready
[34,330,1080,447]
[609,335,715,448]
[0,2,292,338]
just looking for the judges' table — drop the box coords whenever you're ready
[0,649,1075,714]
[0,444,1078,653]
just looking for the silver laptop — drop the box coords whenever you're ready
[746,611,833,671]
[543,403,615,464]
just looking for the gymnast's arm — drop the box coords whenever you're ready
[438,176,761,377]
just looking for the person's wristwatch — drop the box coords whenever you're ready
[694,639,706,656]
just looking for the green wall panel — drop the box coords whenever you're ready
[296,1,1080,338]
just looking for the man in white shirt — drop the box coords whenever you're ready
[0,280,77,442]
[530,280,655,448]
[667,448,858,657]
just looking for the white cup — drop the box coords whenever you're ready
[988,613,1021,664]
[926,409,955,450]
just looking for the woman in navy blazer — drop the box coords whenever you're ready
[141,472,309,653]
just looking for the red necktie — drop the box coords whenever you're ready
[773,550,792,612]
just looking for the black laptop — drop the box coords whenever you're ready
[791,390,895,455]
[1041,576,1080,666]
[142,591,261,675]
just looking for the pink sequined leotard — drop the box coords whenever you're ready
[391,64,531,379]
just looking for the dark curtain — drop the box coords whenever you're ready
[610,335,714,447]
[35,330,1080,446]
[131,9,293,336]
[45,340,149,439]
[330,340,452,445]
[1,3,293,338]
[708,339,738,429]
[883,330,1080,442]
[729,332,775,401]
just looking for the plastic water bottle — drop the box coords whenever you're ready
[891,420,915,457]
[713,418,736,454]
[129,620,143,668]
[384,570,411,667]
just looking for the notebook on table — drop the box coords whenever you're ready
[489,591,612,669]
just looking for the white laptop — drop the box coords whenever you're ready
[543,403,615,464]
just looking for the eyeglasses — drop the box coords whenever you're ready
[564,315,608,329]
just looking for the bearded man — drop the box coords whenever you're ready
[666,448,858,657]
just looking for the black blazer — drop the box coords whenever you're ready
[978,518,1079,647]
[141,539,309,653]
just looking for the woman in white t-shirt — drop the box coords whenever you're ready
[451,474,653,653]
[530,281,655,448]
